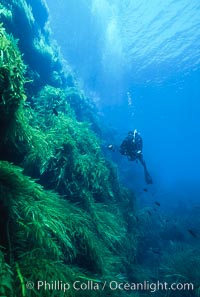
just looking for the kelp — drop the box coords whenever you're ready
[0,3,12,23]
[24,85,115,205]
[0,250,13,297]
[0,4,138,297]
[26,0,49,28]
[0,161,129,296]
[0,24,26,122]
[1,0,66,91]
[65,86,100,131]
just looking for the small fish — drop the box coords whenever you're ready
[155,201,161,206]
[53,107,58,116]
[143,188,148,192]
[147,210,152,216]
[188,229,197,238]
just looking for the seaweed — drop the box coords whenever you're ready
[1,0,66,91]
[0,3,12,26]
[0,250,13,297]
[65,86,100,132]
[26,0,49,28]
[0,24,26,122]
[0,4,139,296]
[0,161,129,296]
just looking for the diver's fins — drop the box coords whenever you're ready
[145,170,153,184]
[143,161,153,184]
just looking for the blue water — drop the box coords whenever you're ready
[46,0,200,207]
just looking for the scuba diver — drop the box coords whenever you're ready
[108,130,153,184]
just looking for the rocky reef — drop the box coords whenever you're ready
[0,1,138,296]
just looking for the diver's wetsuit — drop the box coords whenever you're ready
[119,131,143,160]
[119,131,153,184]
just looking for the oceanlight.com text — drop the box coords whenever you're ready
[25,280,194,293]
[109,280,194,292]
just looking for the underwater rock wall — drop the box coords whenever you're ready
[0,0,66,90]
[0,1,138,297]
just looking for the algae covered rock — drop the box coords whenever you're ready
[1,0,66,90]
[0,24,26,124]
[0,2,138,296]
[0,160,127,296]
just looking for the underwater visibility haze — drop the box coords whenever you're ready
[0,0,200,296]
[47,0,200,195]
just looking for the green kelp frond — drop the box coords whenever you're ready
[0,24,37,165]
[0,161,75,261]
[29,102,110,199]
[0,4,12,22]
[0,161,125,279]
[1,102,53,174]
[16,253,130,297]
[33,33,54,59]
[25,84,111,203]
[0,250,13,297]
[47,117,113,202]
[0,28,55,171]
[89,202,125,252]
[58,85,100,131]
[31,85,74,130]
[25,0,49,28]
[15,254,76,297]
[0,24,26,124]
[65,86,96,123]
[12,0,35,28]
[0,4,139,297]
